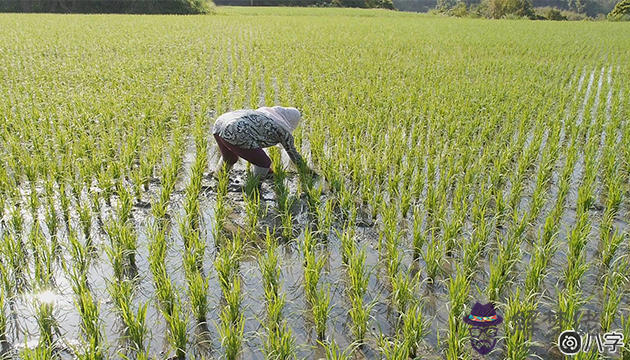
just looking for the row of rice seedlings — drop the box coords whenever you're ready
[588,72,627,357]
[28,223,58,351]
[258,231,296,359]
[149,130,190,360]
[183,242,209,326]
[242,173,264,242]
[1,230,28,307]
[339,220,374,346]
[557,131,600,335]
[463,183,491,277]
[269,146,295,240]
[215,230,245,360]
[485,113,551,302]
[152,122,187,229]
[599,259,627,335]
[64,228,105,360]
[105,182,138,279]
[622,90,630,189]
[58,180,72,232]
[147,224,188,360]
[502,115,582,360]
[315,197,334,240]
[443,182,467,257]
[98,176,150,358]
[181,115,211,329]
[388,192,429,356]
[0,288,7,356]
[597,97,625,269]
[338,213,357,267]
[183,115,209,233]
[487,236,533,346]
[0,246,15,355]
[121,112,187,356]
[301,229,330,341]
[594,87,627,355]
[213,164,230,247]
[42,179,61,261]
[180,225,209,328]
[411,205,426,261]
[131,130,165,202]
[107,278,150,359]
[445,263,471,360]
[501,92,573,358]
[423,228,445,284]
[379,201,402,288]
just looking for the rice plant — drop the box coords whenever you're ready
[161,294,188,360]
[0,11,627,360]
[504,288,537,360]
[262,322,296,360]
[378,336,409,360]
[107,279,149,358]
[0,291,7,355]
[320,339,354,360]
[213,164,231,246]
[312,286,331,341]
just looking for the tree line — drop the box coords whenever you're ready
[0,0,624,21]
[0,0,214,13]
[212,0,393,8]
[0,0,394,12]
[395,0,620,17]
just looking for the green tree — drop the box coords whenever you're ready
[437,0,459,10]
[484,0,534,18]
[546,7,568,19]
[608,0,630,19]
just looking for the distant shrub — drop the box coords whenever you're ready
[331,0,395,8]
[502,12,529,17]
[437,0,458,11]
[608,0,630,19]
[608,12,630,18]
[448,1,469,16]
[469,2,488,16]
[484,0,535,18]
[546,7,568,18]
[377,0,396,9]
[534,6,593,19]
[427,8,450,15]
[566,10,590,18]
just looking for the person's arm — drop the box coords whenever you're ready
[278,129,318,178]
[279,130,305,168]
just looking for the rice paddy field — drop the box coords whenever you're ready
[1,7,630,360]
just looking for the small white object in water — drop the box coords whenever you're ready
[35,290,57,304]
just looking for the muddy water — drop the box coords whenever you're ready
[2,140,629,360]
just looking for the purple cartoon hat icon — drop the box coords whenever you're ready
[464,302,503,355]
[464,302,503,327]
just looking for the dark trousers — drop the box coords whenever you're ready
[213,134,272,169]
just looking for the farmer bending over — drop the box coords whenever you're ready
[212,106,315,178]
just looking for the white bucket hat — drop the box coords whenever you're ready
[257,106,301,132]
